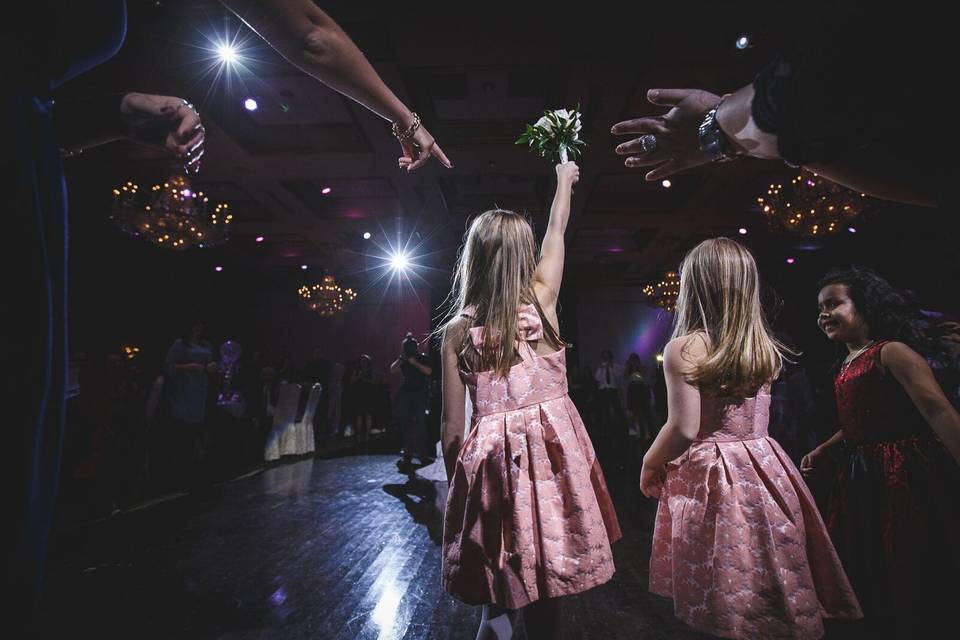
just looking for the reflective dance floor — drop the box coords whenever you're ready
[40,452,717,639]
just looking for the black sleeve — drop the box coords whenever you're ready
[750,5,949,166]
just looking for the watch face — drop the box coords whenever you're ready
[698,110,721,156]
[702,133,723,159]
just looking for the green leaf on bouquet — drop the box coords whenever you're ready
[516,106,585,162]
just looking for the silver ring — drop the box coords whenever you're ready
[639,134,657,153]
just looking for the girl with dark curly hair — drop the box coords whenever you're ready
[802,266,960,637]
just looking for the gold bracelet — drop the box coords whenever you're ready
[391,112,421,142]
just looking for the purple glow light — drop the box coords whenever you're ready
[848,227,857,233]
[255,236,265,243]
[738,227,747,235]
[321,186,332,195]
[243,97,258,111]
[786,258,796,265]
[215,266,223,272]
[300,264,308,270]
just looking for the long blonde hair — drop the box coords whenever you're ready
[441,209,563,377]
[672,237,789,396]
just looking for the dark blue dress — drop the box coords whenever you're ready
[4,0,126,614]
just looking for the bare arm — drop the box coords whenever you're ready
[390,358,402,374]
[883,342,960,463]
[221,0,407,123]
[220,0,449,170]
[440,324,467,481]
[533,162,579,311]
[644,336,705,467]
[640,335,705,497]
[817,429,846,451]
[800,429,845,476]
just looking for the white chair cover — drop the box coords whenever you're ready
[264,382,301,461]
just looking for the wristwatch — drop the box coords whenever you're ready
[698,95,738,162]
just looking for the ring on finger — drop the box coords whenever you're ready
[639,134,657,153]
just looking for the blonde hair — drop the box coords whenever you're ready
[672,237,789,396]
[441,209,562,377]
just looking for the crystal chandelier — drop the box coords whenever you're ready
[757,170,869,237]
[643,270,680,312]
[298,274,357,317]
[111,174,233,250]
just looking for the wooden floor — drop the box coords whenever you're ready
[40,450,728,638]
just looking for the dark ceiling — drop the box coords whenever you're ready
[59,1,960,311]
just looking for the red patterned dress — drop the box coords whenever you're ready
[828,340,960,636]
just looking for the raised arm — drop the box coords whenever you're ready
[533,162,579,310]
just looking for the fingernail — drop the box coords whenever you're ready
[649,89,659,99]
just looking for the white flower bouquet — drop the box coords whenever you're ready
[515,106,585,163]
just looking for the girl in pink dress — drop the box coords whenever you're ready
[640,238,862,639]
[440,162,621,640]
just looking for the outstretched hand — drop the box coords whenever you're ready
[398,124,452,172]
[120,93,205,173]
[611,88,722,181]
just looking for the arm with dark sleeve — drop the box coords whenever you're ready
[746,9,953,206]
[54,93,126,153]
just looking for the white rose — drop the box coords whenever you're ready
[535,109,581,137]
[555,109,582,136]
[535,115,553,132]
